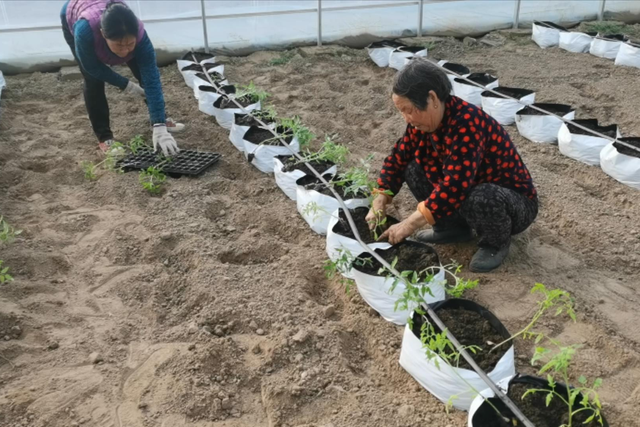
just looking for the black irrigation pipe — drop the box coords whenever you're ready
[433,59,640,154]
[192,54,536,427]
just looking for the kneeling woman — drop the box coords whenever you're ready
[371,58,538,273]
[61,0,181,155]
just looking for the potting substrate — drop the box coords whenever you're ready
[469,375,608,427]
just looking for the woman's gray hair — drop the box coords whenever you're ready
[392,57,452,110]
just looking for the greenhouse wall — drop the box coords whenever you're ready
[1,0,639,73]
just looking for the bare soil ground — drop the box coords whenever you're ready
[1,27,640,427]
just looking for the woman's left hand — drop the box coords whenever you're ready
[378,211,428,245]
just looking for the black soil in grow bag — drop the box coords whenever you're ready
[516,103,574,116]
[354,240,439,276]
[215,94,260,110]
[297,174,369,200]
[598,33,627,41]
[234,112,276,127]
[368,40,406,49]
[441,62,470,75]
[180,62,222,72]
[454,72,498,87]
[182,51,214,63]
[394,45,427,54]
[194,72,225,85]
[567,119,618,138]
[481,86,534,99]
[199,84,235,96]
[332,207,399,244]
[614,137,640,159]
[410,299,511,371]
[275,155,334,175]
[534,21,568,31]
[471,375,608,427]
[244,126,293,147]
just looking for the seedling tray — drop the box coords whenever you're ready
[117,149,221,176]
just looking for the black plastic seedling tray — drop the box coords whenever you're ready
[117,149,221,177]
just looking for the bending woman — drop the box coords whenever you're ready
[372,58,538,273]
[61,0,181,155]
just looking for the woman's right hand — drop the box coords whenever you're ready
[366,194,390,230]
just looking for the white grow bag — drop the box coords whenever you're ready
[467,375,513,426]
[274,158,337,200]
[352,244,446,325]
[180,63,224,90]
[325,207,392,279]
[480,87,535,126]
[558,119,620,166]
[176,52,217,74]
[366,40,406,67]
[453,73,499,107]
[600,139,640,190]
[559,31,596,53]
[197,85,235,116]
[590,35,626,60]
[243,127,300,173]
[296,181,369,235]
[230,114,275,152]
[399,299,516,411]
[531,21,567,48]
[389,46,428,71]
[515,103,575,144]
[213,97,262,130]
[192,72,227,100]
[438,60,471,87]
[615,41,640,69]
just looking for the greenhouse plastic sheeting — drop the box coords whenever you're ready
[0,71,5,98]
[3,1,640,71]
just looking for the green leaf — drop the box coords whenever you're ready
[545,392,553,407]
[578,375,587,385]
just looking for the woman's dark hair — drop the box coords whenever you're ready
[392,57,452,110]
[101,2,139,40]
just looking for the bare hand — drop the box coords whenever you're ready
[378,220,415,245]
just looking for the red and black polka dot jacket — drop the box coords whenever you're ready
[377,96,537,223]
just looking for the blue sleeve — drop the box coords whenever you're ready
[74,20,129,89]
[134,32,166,125]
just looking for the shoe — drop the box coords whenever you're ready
[415,227,474,244]
[470,244,510,273]
[98,139,115,153]
[166,117,185,133]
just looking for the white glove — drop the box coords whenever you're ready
[124,80,146,98]
[153,124,180,156]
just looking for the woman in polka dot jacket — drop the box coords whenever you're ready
[373,58,538,272]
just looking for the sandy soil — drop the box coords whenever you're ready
[1,27,640,427]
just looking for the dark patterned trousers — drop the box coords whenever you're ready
[404,162,539,249]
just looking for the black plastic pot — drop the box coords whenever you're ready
[516,103,574,116]
[533,20,568,32]
[442,62,470,75]
[481,86,534,99]
[470,374,609,427]
[613,137,640,159]
[454,72,498,87]
[567,119,618,138]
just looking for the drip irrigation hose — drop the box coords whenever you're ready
[434,59,640,154]
[192,54,536,427]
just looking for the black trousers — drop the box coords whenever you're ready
[61,17,143,142]
[404,162,538,249]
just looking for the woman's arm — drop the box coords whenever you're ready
[376,125,421,196]
[74,20,129,89]
[133,32,166,125]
